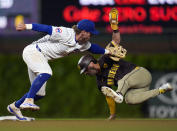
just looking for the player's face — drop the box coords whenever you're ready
[78,31,91,44]
[84,62,99,76]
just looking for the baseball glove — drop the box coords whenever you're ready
[106,41,127,61]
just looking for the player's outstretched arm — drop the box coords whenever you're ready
[88,43,112,55]
[16,23,52,35]
[109,8,120,45]
[88,43,122,56]
[112,31,120,45]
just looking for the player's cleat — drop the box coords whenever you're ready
[101,86,123,103]
[20,103,40,110]
[7,102,27,121]
[109,8,119,30]
[20,98,40,110]
[107,114,116,121]
[159,83,173,94]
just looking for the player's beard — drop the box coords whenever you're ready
[85,69,98,76]
[79,38,89,44]
[78,34,90,44]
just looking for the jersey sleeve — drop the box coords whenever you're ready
[30,23,52,35]
[88,43,105,54]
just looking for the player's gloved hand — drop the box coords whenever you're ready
[109,8,119,30]
[15,23,26,31]
[106,41,127,61]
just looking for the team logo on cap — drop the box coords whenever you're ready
[55,28,62,33]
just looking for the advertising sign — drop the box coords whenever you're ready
[0,0,40,36]
[60,0,177,34]
[148,72,177,118]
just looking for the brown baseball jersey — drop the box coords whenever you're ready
[96,55,136,90]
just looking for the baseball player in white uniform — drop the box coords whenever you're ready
[7,19,111,121]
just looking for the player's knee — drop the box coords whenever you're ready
[36,92,46,97]
[125,96,131,104]
[125,94,137,104]
[38,69,53,76]
[143,68,152,84]
[125,98,136,104]
[48,70,53,76]
[44,71,53,76]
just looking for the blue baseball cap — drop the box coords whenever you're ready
[77,19,99,35]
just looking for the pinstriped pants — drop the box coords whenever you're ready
[22,44,52,96]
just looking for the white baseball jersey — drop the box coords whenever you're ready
[32,26,91,60]
[23,26,92,95]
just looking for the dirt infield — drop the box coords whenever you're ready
[0,119,177,131]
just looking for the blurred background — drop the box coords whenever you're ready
[0,0,177,119]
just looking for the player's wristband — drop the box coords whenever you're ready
[113,29,119,33]
[104,49,110,54]
[25,24,33,30]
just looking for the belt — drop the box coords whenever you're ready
[36,44,41,52]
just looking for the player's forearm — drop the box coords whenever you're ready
[112,30,120,44]
[25,23,52,35]
[88,43,109,54]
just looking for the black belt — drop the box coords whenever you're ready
[36,44,41,52]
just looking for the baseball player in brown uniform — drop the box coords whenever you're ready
[77,8,173,120]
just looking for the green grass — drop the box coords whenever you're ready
[0,119,177,131]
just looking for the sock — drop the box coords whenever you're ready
[26,73,51,98]
[15,93,28,108]
[106,96,116,115]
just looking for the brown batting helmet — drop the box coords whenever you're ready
[78,54,97,74]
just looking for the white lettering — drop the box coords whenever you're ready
[156,106,168,118]
[0,0,13,9]
[149,106,156,118]
[148,0,177,5]
[0,16,7,29]
[79,0,115,6]
[169,106,177,117]
[149,106,177,118]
